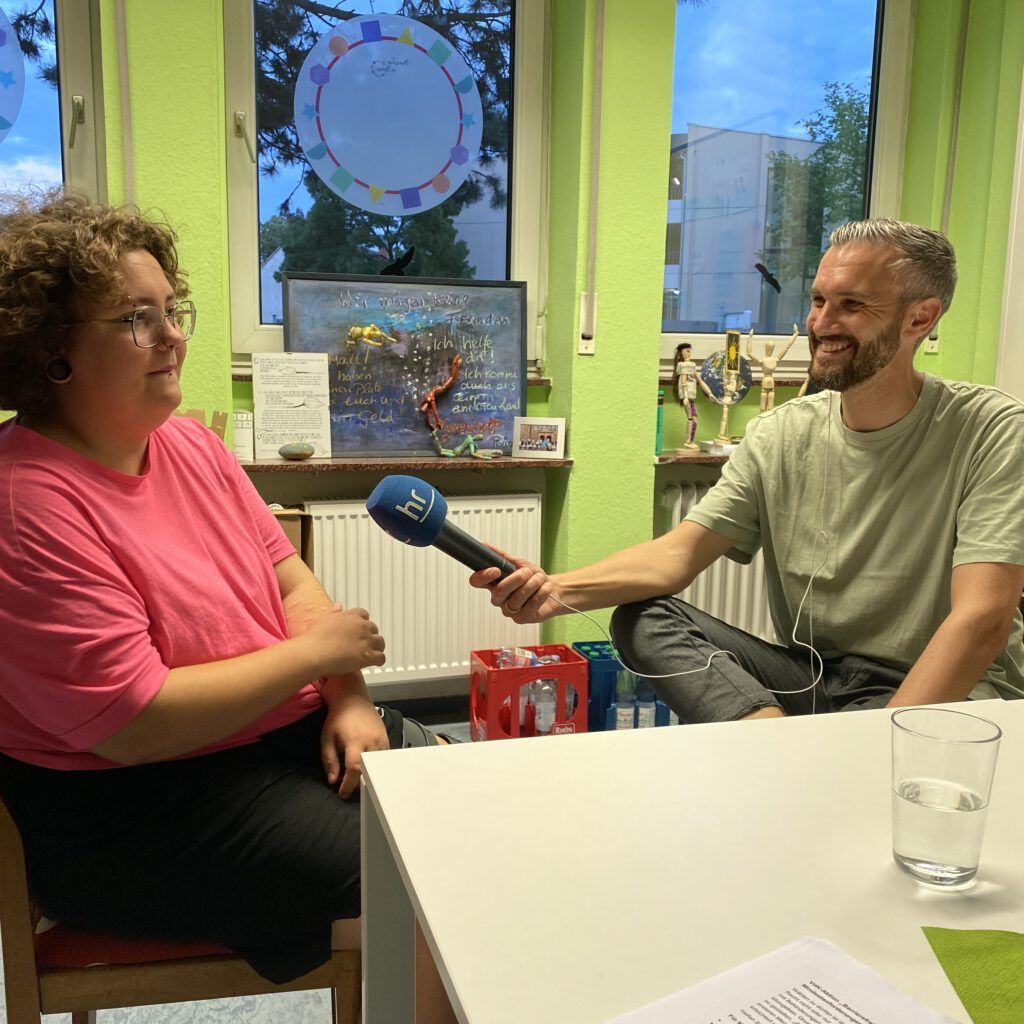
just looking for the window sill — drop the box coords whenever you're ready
[241,456,573,473]
[655,452,729,465]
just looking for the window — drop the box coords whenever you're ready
[660,0,913,367]
[0,1,104,198]
[225,0,548,363]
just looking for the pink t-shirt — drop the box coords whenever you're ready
[0,415,323,769]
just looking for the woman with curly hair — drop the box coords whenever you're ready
[0,191,454,1017]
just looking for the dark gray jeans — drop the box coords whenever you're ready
[610,597,906,723]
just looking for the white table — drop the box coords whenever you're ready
[360,701,1023,1022]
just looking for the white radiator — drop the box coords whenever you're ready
[304,493,541,693]
[658,482,775,642]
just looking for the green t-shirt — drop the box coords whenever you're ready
[686,375,1024,699]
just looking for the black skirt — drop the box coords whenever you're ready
[0,705,415,983]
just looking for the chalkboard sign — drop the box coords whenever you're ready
[282,273,526,456]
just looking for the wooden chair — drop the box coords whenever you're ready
[0,793,361,1024]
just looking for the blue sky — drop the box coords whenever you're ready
[0,1,63,193]
[673,0,878,138]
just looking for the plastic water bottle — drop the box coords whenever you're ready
[636,678,657,728]
[532,679,558,736]
[615,670,635,730]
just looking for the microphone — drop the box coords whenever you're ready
[366,475,516,579]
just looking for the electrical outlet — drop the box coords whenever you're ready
[578,292,596,355]
[924,336,939,355]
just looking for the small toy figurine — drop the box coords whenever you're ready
[695,331,754,445]
[347,323,396,348]
[746,323,799,412]
[431,430,496,459]
[716,329,743,443]
[419,354,499,460]
[673,342,700,451]
[420,354,463,432]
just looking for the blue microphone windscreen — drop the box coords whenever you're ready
[366,475,448,547]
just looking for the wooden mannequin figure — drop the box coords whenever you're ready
[673,342,700,451]
[713,372,737,444]
[713,329,743,443]
[747,323,799,413]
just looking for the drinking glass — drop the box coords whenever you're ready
[891,707,1001,887]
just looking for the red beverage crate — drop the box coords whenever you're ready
[470,644,588,741]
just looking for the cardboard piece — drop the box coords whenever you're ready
[176,408,229,440]
[272,508,314,569]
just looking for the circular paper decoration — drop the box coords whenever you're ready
[699,352,753,405]
[294,15,483,216]
[0,9,26,146]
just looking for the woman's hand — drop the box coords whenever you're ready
[320,692,390,798]
[468,549,565,624]
[302,605,387,677]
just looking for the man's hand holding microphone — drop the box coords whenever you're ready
[469,555,564,623]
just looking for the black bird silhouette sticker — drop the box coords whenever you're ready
[754,262,781,293]
[381,247,415,276]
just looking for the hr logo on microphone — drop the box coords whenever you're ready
[394,487,435,522]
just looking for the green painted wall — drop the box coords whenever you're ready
[540,0,675,643]
[98,0,234,427]
[903,0,1024,383]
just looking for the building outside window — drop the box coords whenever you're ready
[663,0,888,348]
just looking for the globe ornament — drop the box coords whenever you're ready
[698,351,753,406]
[293,14,483,217]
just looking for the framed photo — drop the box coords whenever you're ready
[512,416,566,459]
[282,273,526,456]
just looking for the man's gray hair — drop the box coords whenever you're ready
[828,218,958,314]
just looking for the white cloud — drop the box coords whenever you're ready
[0,155,63,192]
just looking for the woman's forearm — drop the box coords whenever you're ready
[90,635,323,765]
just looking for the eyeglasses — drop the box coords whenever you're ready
[68,300,197,349]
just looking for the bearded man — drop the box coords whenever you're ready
[471,219,1024,721]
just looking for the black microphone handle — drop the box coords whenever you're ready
[433,519,516,578]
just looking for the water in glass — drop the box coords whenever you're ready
[892,777,988,887]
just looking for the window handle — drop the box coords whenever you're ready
[233,110,257,165]
[68,95,85,150]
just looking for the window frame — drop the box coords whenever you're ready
[51,0,106,198]
[224,0,550,370]
[658,0,915,380]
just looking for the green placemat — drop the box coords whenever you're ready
[923,927,1024,1024]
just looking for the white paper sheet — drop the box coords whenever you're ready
[607,936,961,1024]
[232,409,254,462]
[252,352,332,459]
